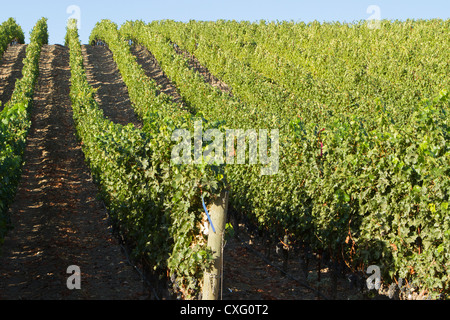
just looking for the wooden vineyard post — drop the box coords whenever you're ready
[202,190,229,300]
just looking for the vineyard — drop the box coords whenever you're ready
[0,17,449,300]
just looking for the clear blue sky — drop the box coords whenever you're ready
[1,0,449,44]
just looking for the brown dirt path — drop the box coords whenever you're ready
[171,44,232,95]
[221,229,358,300]
[0,45,149,300]
[81,45,142,129]
[0,44,27,110]
[129,44,188,110]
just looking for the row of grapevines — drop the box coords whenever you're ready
[127,20,449,297]
[0,18,25,61]
[68,21,225,299]
[0,18,48,248]
[223,20,450,123]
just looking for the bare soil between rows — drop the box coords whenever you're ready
[0,44,27,110]
[81,45,143,129]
